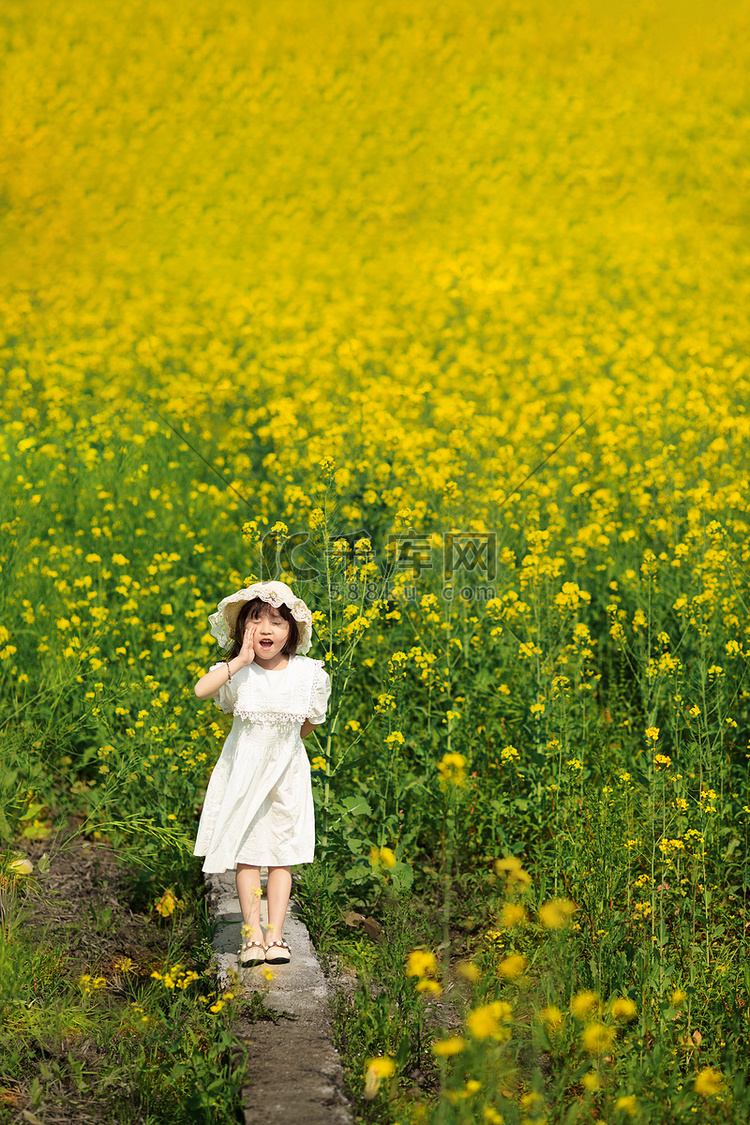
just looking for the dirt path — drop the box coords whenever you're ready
[19,833,183,978]
[3,834,202,1125]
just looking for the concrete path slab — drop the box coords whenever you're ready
[204,871,352,1125]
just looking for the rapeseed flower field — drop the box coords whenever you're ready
[2,0,750,1120]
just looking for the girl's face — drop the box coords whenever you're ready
[247,604,291,667]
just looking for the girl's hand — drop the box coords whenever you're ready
[239,619,256,665]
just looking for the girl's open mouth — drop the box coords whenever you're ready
[259,639,273,648]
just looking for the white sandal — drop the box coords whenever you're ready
[265,939,291,965]
[240,939,266,967]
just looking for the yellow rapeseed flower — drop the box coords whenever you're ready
[438,751,467,785]
[406,949,438,978]
[432,1037,467,1056]
[570,990,600,1020]
[539,1005,564,1032]
[615,1094,638,1117]
[466,1001,513,1040]
[494,856,532,889]
[416,979,442,995]
[363,1057,396,1099]
[369,845,397,869]
[501,902,527,928]
[497,953,528,980]
[466,1007,497,1040]
[366,1057,396,1078]
[610,996,638,1021]
[582,1022,615,1054]
[538,898,577,929]
[694,1068,724,1097]
[78,974,107,993]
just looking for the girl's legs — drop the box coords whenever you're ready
[236,863,292,945]
[264,865,292,944]
[236,863,263,944]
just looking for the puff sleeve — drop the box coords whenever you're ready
[208,662,238,714]
[307,665,331,725]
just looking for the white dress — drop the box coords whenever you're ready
[193,654,331,874]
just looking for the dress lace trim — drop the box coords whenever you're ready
[233,708,308,725]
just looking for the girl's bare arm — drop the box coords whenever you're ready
[194,622,256,699]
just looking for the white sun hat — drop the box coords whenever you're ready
[208,580,313,654]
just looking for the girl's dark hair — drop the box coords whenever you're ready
[225,597,299,659]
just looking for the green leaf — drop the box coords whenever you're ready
[21,822,51,840]
[395,1036,411,1066]
[19,803,45,821]
[341,795,373,817]
[390,863,414,893]
[563,1101,584,1124]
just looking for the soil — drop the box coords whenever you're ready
[14,827,193,977]
[1,826,207,1125]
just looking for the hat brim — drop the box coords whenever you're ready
[208,582,313,654]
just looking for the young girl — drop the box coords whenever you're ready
[193,580,330,966]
